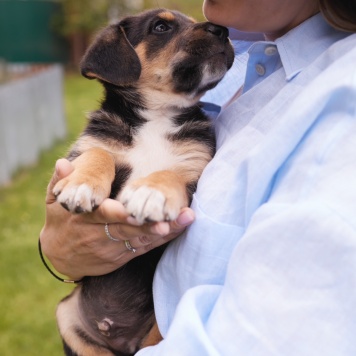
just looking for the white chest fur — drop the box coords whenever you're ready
[125,115,181,182]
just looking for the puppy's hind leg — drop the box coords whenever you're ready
[57,288,115,356]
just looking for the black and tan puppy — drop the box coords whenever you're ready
[54,8,234,356]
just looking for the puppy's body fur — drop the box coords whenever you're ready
[54,9,234,356]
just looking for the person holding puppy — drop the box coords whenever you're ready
[41,0,356,354]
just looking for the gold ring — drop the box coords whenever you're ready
[124,240,136,253]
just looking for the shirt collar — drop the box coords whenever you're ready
[275,13,348,80]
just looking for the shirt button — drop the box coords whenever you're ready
[264,46,277,56]
[255,63,266,76]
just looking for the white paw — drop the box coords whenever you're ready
[53,181,106,213]
[119,185,179,224]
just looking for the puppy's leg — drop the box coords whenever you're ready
[54,148,116,213]
[57,287,115,356]
[141,321,163,348]
[119,170,190,224]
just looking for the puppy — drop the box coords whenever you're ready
[54,8,234,356]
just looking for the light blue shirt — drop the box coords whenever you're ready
[138,14,356,355]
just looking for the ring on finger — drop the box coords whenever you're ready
[104,223,120,242]
[124,240,137,253]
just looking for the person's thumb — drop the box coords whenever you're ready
[46,158,74,204]
[170,208,195,233]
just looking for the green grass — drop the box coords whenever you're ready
[0,74,102,355]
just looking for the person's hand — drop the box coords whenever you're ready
[39,159,195,280]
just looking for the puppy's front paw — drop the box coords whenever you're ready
[119,184,180,224]
[53,178,108,214]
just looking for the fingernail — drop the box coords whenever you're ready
[154,222,170,235]
[54,161,60,176]
[176,210,195,226]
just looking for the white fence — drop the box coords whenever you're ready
[0,65,66,186]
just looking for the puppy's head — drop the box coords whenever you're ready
[81,9,234,107]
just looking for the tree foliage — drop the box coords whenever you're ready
[53,0,204,37]
[53,0,139,36]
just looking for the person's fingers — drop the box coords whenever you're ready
[84,199,173,238]
[169,207,195,232]
[84,198,129,224]
[46,159,74,204]
[121,218,183,246]
[98,218,168,243]
[135,208,195,238]
[124,207,196,251]
[93,207,195,254]
[56,158,75,177]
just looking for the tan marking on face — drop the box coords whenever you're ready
[158,11,176,21]
[135,40,198,108]
[134,38,185,94]
[134,42,171,89]
[134,42,147,63]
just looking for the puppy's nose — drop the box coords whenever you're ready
[205,23,229,41]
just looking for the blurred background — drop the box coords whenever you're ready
[0,0,203,354]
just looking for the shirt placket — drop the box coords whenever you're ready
[243,42,282,93]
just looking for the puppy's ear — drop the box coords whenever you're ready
[80,25,141,85]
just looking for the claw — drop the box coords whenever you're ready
[74,205,85,214]
[91,200,99,211]
[60,201,70,211]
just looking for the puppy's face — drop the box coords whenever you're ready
[81,9,235,108]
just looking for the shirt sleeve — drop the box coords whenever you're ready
[137,207,356,356]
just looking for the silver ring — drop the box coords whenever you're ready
[124,240,137,253]
[104,223,120,242]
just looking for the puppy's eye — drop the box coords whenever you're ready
[153,20,171,33]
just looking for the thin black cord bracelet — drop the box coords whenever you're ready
[38,238,82,284]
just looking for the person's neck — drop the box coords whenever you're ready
[264,10,320,41]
